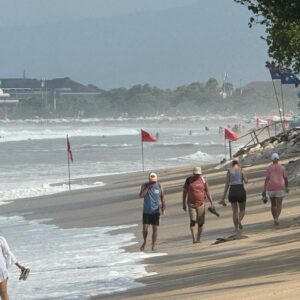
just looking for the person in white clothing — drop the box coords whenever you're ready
[0,236,29,300]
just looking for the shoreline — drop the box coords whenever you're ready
[0,160,221,208]
[2,158,300,299]
[92,156,300,300]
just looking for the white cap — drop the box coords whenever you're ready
[193,166,202,175]
[149,172,158,181]
[271,153,279,161]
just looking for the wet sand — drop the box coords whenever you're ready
[2,158,300,300]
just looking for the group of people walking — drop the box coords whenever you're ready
[139,152,289,250]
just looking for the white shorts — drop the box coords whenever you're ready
[268,190,285,198]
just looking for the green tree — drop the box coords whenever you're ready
[234,0,300,72]
[206,78,218,92]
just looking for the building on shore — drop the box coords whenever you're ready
[0,88,19,119]
[0,77,103,112]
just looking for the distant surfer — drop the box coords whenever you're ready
[139,173,165,251]
[189,130,192,136]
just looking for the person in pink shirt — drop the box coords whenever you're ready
[263,153,288,226]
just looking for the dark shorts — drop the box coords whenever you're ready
[228,185,246,203]
[143,213,160,226]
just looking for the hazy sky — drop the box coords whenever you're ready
[0,0,269,89]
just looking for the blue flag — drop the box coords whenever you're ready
[280,69,300,87]
[269,68,282,80]
[266,62,282,80]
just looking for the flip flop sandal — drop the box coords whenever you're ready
[208,206,220,217]
[218,200,227,207]
[19,268,30,280]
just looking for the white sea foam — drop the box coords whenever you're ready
[166,150,213,162]
[2,216,166,299]
[77,143,134,150]
[155,141,220,148]
[0,182,105,204]
[0,114,246,125]
[154,142,199,148]
[0,126,139,142]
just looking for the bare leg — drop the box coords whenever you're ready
[275,197,283,223]
[197,225,203,242]
[231,202,239,232]
[190,224,197,243]
[140,224,149,251]
[152,225,158,251]
[270,197,278,224]
[238,202,246,230]
[189,207,198,243]
[0,279,9,300]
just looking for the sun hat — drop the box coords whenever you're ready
[271,153,279,161]
[193,166,202,175]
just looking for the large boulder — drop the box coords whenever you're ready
[286,159,300,187]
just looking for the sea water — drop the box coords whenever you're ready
[3,216,166,300]
[0,116,248,298]
[0,116,247,203]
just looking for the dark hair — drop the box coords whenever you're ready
[232,160,239,167]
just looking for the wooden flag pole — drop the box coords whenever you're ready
[224,137,227,160]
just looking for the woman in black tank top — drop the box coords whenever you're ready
[219,160,248,233]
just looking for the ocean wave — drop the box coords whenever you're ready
[0,181,105,203]
[0,114,247,124]
[7,216,166,299]
[0,127,139,142]
[154,142,199,148]
[154,141,222,148]
[166,150,213,162]
[77,143,134,150]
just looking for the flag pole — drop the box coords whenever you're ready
[280,81,285,121]
[224,136,227,160]
[271,79,285,132]
[67,135,71,191]
[141,140,144,172]
[140,129,157,171]
[229,140,232,160]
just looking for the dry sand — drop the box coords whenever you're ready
[2,159,300,300]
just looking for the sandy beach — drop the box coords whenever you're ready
[2,157,300,300]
